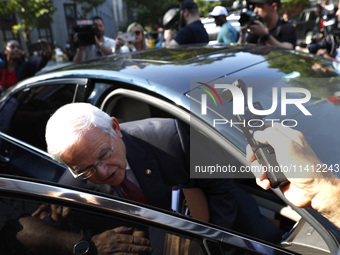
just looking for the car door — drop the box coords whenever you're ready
[0,78,90,182]
[0,176,298,255]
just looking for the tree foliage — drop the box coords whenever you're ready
[281,0,310,17]
[195,0,235,17]
[73,0,106,17]
[0,0,56,44]
[124,0,179,29]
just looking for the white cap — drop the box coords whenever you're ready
[209,6,228,17]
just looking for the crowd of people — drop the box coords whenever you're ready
[4,0,340,92]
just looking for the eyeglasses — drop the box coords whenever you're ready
[66,135,114,179]
[134,31,141,36]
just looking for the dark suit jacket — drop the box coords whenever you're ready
[59,118,281,243]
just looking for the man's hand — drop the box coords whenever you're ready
[246,123,340,228]
[92,226,152,254]
[114,35,125,52]
[246,123,325,207]
[248,20,268,37]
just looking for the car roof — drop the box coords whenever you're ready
[11,44,338,108]
[28,44,293,94]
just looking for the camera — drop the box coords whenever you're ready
[28,41,48,55]
[239,10,264,27]
[73,19,98,46]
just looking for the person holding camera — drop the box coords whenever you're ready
[115,23,149,53]
[73,16,115,63]
[238,0,296,49]
[0,39,51,91]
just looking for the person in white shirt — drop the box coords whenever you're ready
[73,16,115,63]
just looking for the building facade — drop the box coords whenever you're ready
[0,0,128,55]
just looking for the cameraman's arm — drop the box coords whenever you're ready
[98,44,113,55]
[238,26,247,44]
[265,35,294,49]
[72,33,84,63]
[95,36,114,55]
[73,46,84,63]
[249,21,294,49]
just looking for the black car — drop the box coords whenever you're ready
[295,8,319,44]
[0,44,339,254]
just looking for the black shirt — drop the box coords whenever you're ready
[174,20,209,45]
[246,18,297,48]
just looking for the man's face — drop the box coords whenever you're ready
[213,15,225,27]
[94,18,105,38]
[254,3,273,21]
[62,125,127,186]
[5,40,23,61]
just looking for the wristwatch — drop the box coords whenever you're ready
[98,42,104,47]
[262,32,271,41]
[73,237,97,255]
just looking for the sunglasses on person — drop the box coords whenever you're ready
[133,31,141,36]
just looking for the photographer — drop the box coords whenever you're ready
[73,16,115,63]
[238,0,296,49]
[0,39,51,91]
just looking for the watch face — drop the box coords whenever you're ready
[75,240,90,255]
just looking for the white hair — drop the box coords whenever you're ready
[45,103,115,163]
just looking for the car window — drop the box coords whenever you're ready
[100,89,176,124]
[309,11,317,21]
[0,194,266,255]
[301,12,307,22]
[0,83,76,151]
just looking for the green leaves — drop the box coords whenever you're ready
[0,0,56,43]
[73,0,106,15]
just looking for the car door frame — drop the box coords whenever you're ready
[0,78,92,182]
[99,87,340,255]
[0,175,299,255]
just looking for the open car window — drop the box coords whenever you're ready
[0,83,76,151]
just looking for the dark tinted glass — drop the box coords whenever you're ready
[0,84,76,151]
